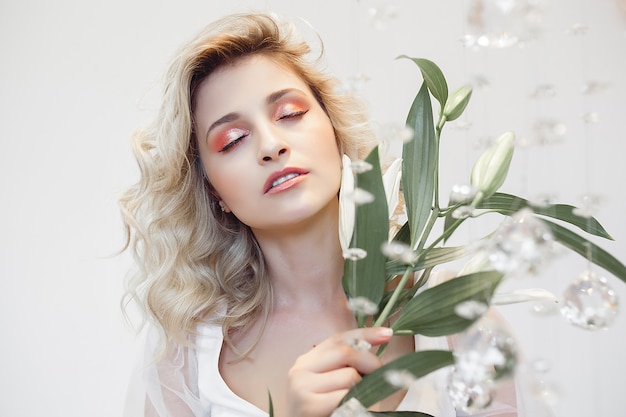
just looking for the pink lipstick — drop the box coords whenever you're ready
[264,167,309,194]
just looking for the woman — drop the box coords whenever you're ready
[121,12,514,417]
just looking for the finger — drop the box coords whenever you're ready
[312,327,393,354]
[341,327,394,347]
[295,366,362,394]
[294,342,376,374]
[295,328,392,374]
[287,368,355,416]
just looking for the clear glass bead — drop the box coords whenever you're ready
[488,208,555,276]
[447,319,518,412]
[447,370,494,413]
[567,23,590,36]
[533,118,567,145]
[379,123,415,145]
[455,300,489,319]
[367,5,399,31]
[450,184,479,204]
[452,205,475,220]
[347,296,379,315]
[561,270,619,330]
[385,369,417,389]
[343,248,367,261]
[456,319,518,380]
[330,398,370,417]
[582,111,600,124]
[350,160,373,174]
[581,81,609,95]
[380,241,416,264]
[529,84,556,99]
[347,187,375,205]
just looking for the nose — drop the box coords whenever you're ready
[257,124,289,163]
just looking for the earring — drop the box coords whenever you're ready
[218,201,225,212]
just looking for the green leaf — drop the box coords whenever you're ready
[543,219,626,284]
[377,285,421,322]
[386,245,471,275]
[268,392,274,417]
[397,56,449,110]
[478,192,613,239]
[343,147,390,308]
[340,350,454,408]
[392,221,410,244]
[402,82,437,250]
[392,271,503,336]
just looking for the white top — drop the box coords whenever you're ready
[124,322,525,417]
[196,322,267,417]
[195,322,455,416]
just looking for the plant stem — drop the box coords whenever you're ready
[433,125,443,211]
[425,217,464,250]
[374,120,445,330]
[373,266,413,328]
[413,123,443,254]
[415,206,440,253]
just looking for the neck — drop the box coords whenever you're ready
[251,200,345,311]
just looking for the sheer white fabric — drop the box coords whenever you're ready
[124,326,208,417]
[124,321,532,417]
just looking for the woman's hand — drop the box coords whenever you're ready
[286,327,393,417]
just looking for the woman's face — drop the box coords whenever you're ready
[194,55,342,232]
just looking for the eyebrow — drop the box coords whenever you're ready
[204,88,302,140]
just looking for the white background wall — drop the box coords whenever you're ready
[1,1,625,416]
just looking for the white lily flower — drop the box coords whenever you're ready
[382,157,402,219]
[338,154,403,253]
[491,288,558,305]
[458,247,491,276]
[339,154,355,253]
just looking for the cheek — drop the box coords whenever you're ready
[319,127,342,170]
[313,133,342,191]
[311,114,340,153]
[203,160,246,203]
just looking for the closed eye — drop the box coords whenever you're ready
[220,136,246,152]
[218,128,249,152]
[278,109,309,121]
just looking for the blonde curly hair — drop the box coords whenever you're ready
[120,12,375,354]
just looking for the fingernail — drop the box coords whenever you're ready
[379,327,393,337]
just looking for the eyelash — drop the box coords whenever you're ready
[218,109,310,152]
[219,130,249,152]
[278,109,309,120]
[220,138,243,152]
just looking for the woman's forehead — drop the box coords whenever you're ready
[194,55,314,122]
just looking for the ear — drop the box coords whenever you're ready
[218,200,232,213]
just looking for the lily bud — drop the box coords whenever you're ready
[442,85,472,122]
[470,131,515,201]
[491,288,558,306]
[458,249,492,276]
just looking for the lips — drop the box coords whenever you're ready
[264,167,309,194]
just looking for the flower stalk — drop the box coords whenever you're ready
[334,55,626,415]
